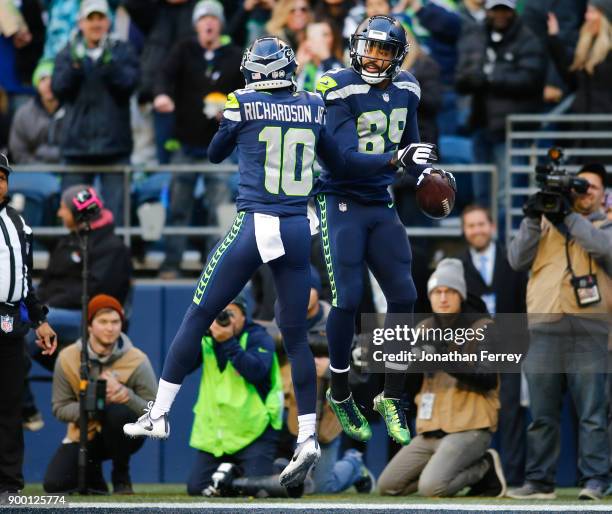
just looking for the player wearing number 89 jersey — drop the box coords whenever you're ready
[315,16,441,447]
[123,37,343,489]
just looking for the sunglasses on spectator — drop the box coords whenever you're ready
[290,6,309,12]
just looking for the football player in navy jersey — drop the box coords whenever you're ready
[314,16,456,445]
[124,37,343,489]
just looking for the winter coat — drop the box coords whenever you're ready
[410,53,443,148]
[455,17,546,140]
[52,37,139,159]
[153,37,244,148]
[9,96,65,164]
[37,220,132,309]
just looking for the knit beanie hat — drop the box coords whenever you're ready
[88,294,124,324]
[427,258,467,300]
[32,59,54,88]
[192,0,225,26]
[591,0,612,22]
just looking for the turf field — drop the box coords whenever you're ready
[3,484,611,513]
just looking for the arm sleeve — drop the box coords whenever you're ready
[487,38,546,96]
[22,226,48,325]
[207,110,242,163]
[564,214,612,275]
[416,3,462,44]
[217,329,274,384]
[51,47,85,102]
[316,124,345,171]
[124,357,158,415]
[8,110,34,164]
[152,42,182,98]
[323,99,396,177]
[99,42,140,98]
[547,34,576,88]
[51,358,80,423]
[507,217,543,272]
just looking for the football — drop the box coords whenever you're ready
[416,171,455,219]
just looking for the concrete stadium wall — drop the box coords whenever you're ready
[24,283,579,488]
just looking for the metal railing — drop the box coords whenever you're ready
[505,113,612,243]
[11,162,498,245]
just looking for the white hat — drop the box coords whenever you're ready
[79,0,110,19]
[485,0,516,9]
[192,0,225,25]
[427,258,467,300]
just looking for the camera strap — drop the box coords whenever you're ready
[565,234,601,307]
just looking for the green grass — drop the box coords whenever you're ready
[20,484,612,505]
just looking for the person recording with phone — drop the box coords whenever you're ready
[0,154,56,498]
[507,160,612,500]
[186,296,284,496]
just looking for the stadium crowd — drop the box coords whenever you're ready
[0,0,611,502]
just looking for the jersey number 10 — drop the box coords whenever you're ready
[259,127,315,197]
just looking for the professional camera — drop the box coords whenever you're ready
[84,379,106,413]
[215,309,234,327]
[532,147,589,215]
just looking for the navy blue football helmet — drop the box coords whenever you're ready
[241,37,297,90]
[350,16,409,84]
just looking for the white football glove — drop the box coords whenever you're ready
[394,143,438,168]
[417,168,457,192]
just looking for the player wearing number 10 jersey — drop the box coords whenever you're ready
[124,37,343,489]
[315,15,454,446]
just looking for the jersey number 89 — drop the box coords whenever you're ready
[357,108,408,154]
[259,127,315,197]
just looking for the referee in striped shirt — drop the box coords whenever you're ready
[0,154,57,497]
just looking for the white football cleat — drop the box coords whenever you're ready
[123,401,170,439]
[279,435,320,488]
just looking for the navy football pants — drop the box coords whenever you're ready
[316,194,417,372]
[161,212,316,416]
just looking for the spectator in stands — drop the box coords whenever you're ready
[186,296,283,495]
[508,163,611,500]
[296,20,343,92]
[9,60,63,165]
[226,0,277,49]
[547,1,612,163]
[378,259,505,498]
[458,0,487,30]
[32,185,131,364]
[458,204,528,487]
[8,59,63,227]
[522,0,586,107]
[52,0,139,225]
[280,268,374,494]
[0,88,8,153]
[154,0,244,278]
[43,294,156,495]
[313,0,356,46]
[455,0,545,221]
[0,0,41,119]
[266,0,313,50]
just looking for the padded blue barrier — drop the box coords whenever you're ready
[24,283,580,487]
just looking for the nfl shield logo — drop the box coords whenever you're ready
[382,93,390,102]
[1,315,13,333]
[339,202,347,212]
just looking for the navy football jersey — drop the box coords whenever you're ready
[315,68,422,203]
[208,88,339,216]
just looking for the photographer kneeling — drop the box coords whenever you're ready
[187,296,283,496]
[43,295,157,494]
[507,163,612,501]
[378,259,505,498]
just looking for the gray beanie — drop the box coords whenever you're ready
[591,0,612,22]
[192,0,225,26]
[427,258,467,300]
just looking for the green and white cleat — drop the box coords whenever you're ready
[373,393,411,445]
[326,389,372,442]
